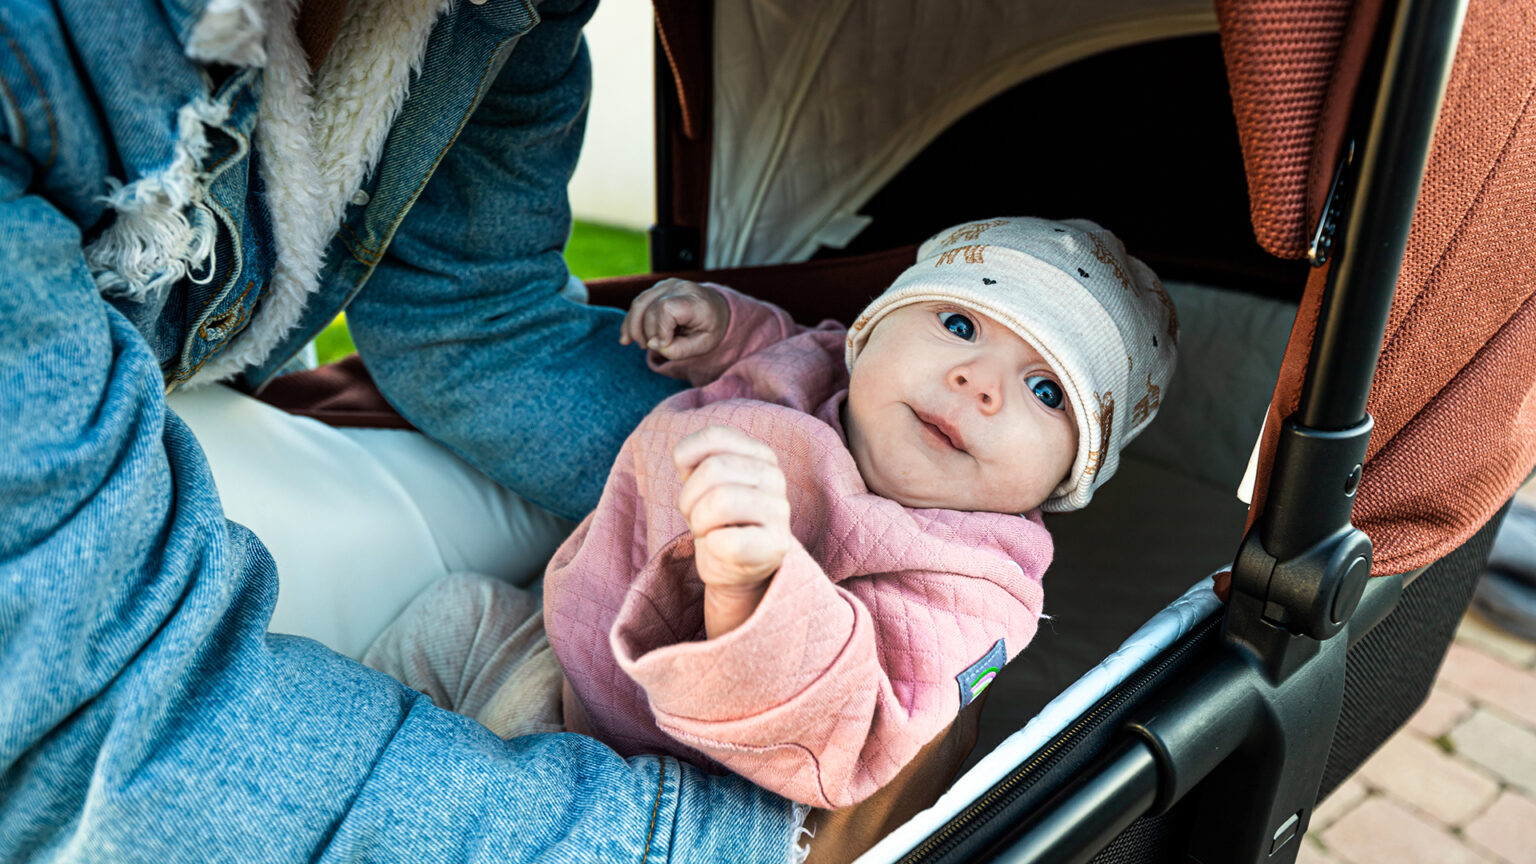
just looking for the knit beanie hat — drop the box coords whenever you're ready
[845,217,1178,512]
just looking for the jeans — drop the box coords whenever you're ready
[0,197,797,863]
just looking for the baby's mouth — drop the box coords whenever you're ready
[913,408,967,453]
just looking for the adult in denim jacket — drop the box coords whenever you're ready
[0,0,801,860]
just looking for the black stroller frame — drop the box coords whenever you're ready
[925,0,1471,860]
[645,0,1482,861]
[921,0,1462,854]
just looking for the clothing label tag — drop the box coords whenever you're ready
[957,638,1007,709]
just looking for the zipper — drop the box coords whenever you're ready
[897,613,1224,863]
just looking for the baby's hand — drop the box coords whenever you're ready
[673,426,792,638]
[621,278,731,361]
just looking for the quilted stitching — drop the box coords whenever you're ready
[543,303,1049,807]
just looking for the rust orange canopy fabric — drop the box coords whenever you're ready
[1227,0,1536,575]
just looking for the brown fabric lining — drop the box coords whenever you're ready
[651,0,705,141]
[586,244,919,326]
[651,0,712,239]
[296,0,350,74]
[257,354,418,431]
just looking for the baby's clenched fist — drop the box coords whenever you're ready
[672,426,791,638]
[621,279,731,361]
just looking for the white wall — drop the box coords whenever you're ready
[569,0,657,230]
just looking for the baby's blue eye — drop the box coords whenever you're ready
[1027,375,1065,409]
[941,312,976,341]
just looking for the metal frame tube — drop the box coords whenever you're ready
[1297,0,1468,430]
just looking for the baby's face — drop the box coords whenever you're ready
[844,303,1078,513]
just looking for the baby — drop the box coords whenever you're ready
[366,217,1178,809]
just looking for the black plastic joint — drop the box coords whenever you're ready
[1230,414,1376,645]
[1259,416,1374,561]
[1261,527,1373,640]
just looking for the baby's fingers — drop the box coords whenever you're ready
[682,480,789,539]
[621,286,665,346]
[676,451,786,517]
[673,426,778,481]
[642,295,711,356]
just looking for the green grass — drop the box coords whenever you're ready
[312,221,647,366]
[313,315,359,366]
[563,220,650,282]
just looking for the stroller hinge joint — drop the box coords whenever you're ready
[1233,415,1375,645]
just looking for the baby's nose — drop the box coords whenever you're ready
[948,366,1003,415]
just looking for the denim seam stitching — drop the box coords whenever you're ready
[0,66,24,151]
[0,19,57,170]
[340,218,378,264]
[641,756,666,864]
[176,277,258,382]
[171,80,262,382]
[198,276,256,341]
[192,193,242,293]
[188,192,259,336]
[199,81,257,187]
[341,28,521,267]
[178,216,262,381]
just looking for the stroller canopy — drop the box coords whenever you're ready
[653,0,1536,580]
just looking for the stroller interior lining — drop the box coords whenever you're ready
[963,278,1294,764]
[706,0,1218,268]
[828,34,1313,302]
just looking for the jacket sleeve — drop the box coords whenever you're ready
[344,0,686,523]
[0,100,798,864]
[610,536,1046,808]
[645,285,812,386]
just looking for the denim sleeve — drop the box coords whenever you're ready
[346,0,684,522]
[0,143,795,863]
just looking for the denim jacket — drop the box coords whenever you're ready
[1,0,686,519]
[0,0,793,860]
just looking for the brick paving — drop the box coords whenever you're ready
[1302,608,1536,864]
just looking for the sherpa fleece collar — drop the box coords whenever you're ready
[187,0,456,386]
[84,0,453,386]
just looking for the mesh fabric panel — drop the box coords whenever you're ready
[1088,806,1195,864]
[1317,503,1504,795]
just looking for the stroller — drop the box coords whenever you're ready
[260,0,1536,860]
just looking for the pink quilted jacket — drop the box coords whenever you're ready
[543,287,1050,808]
